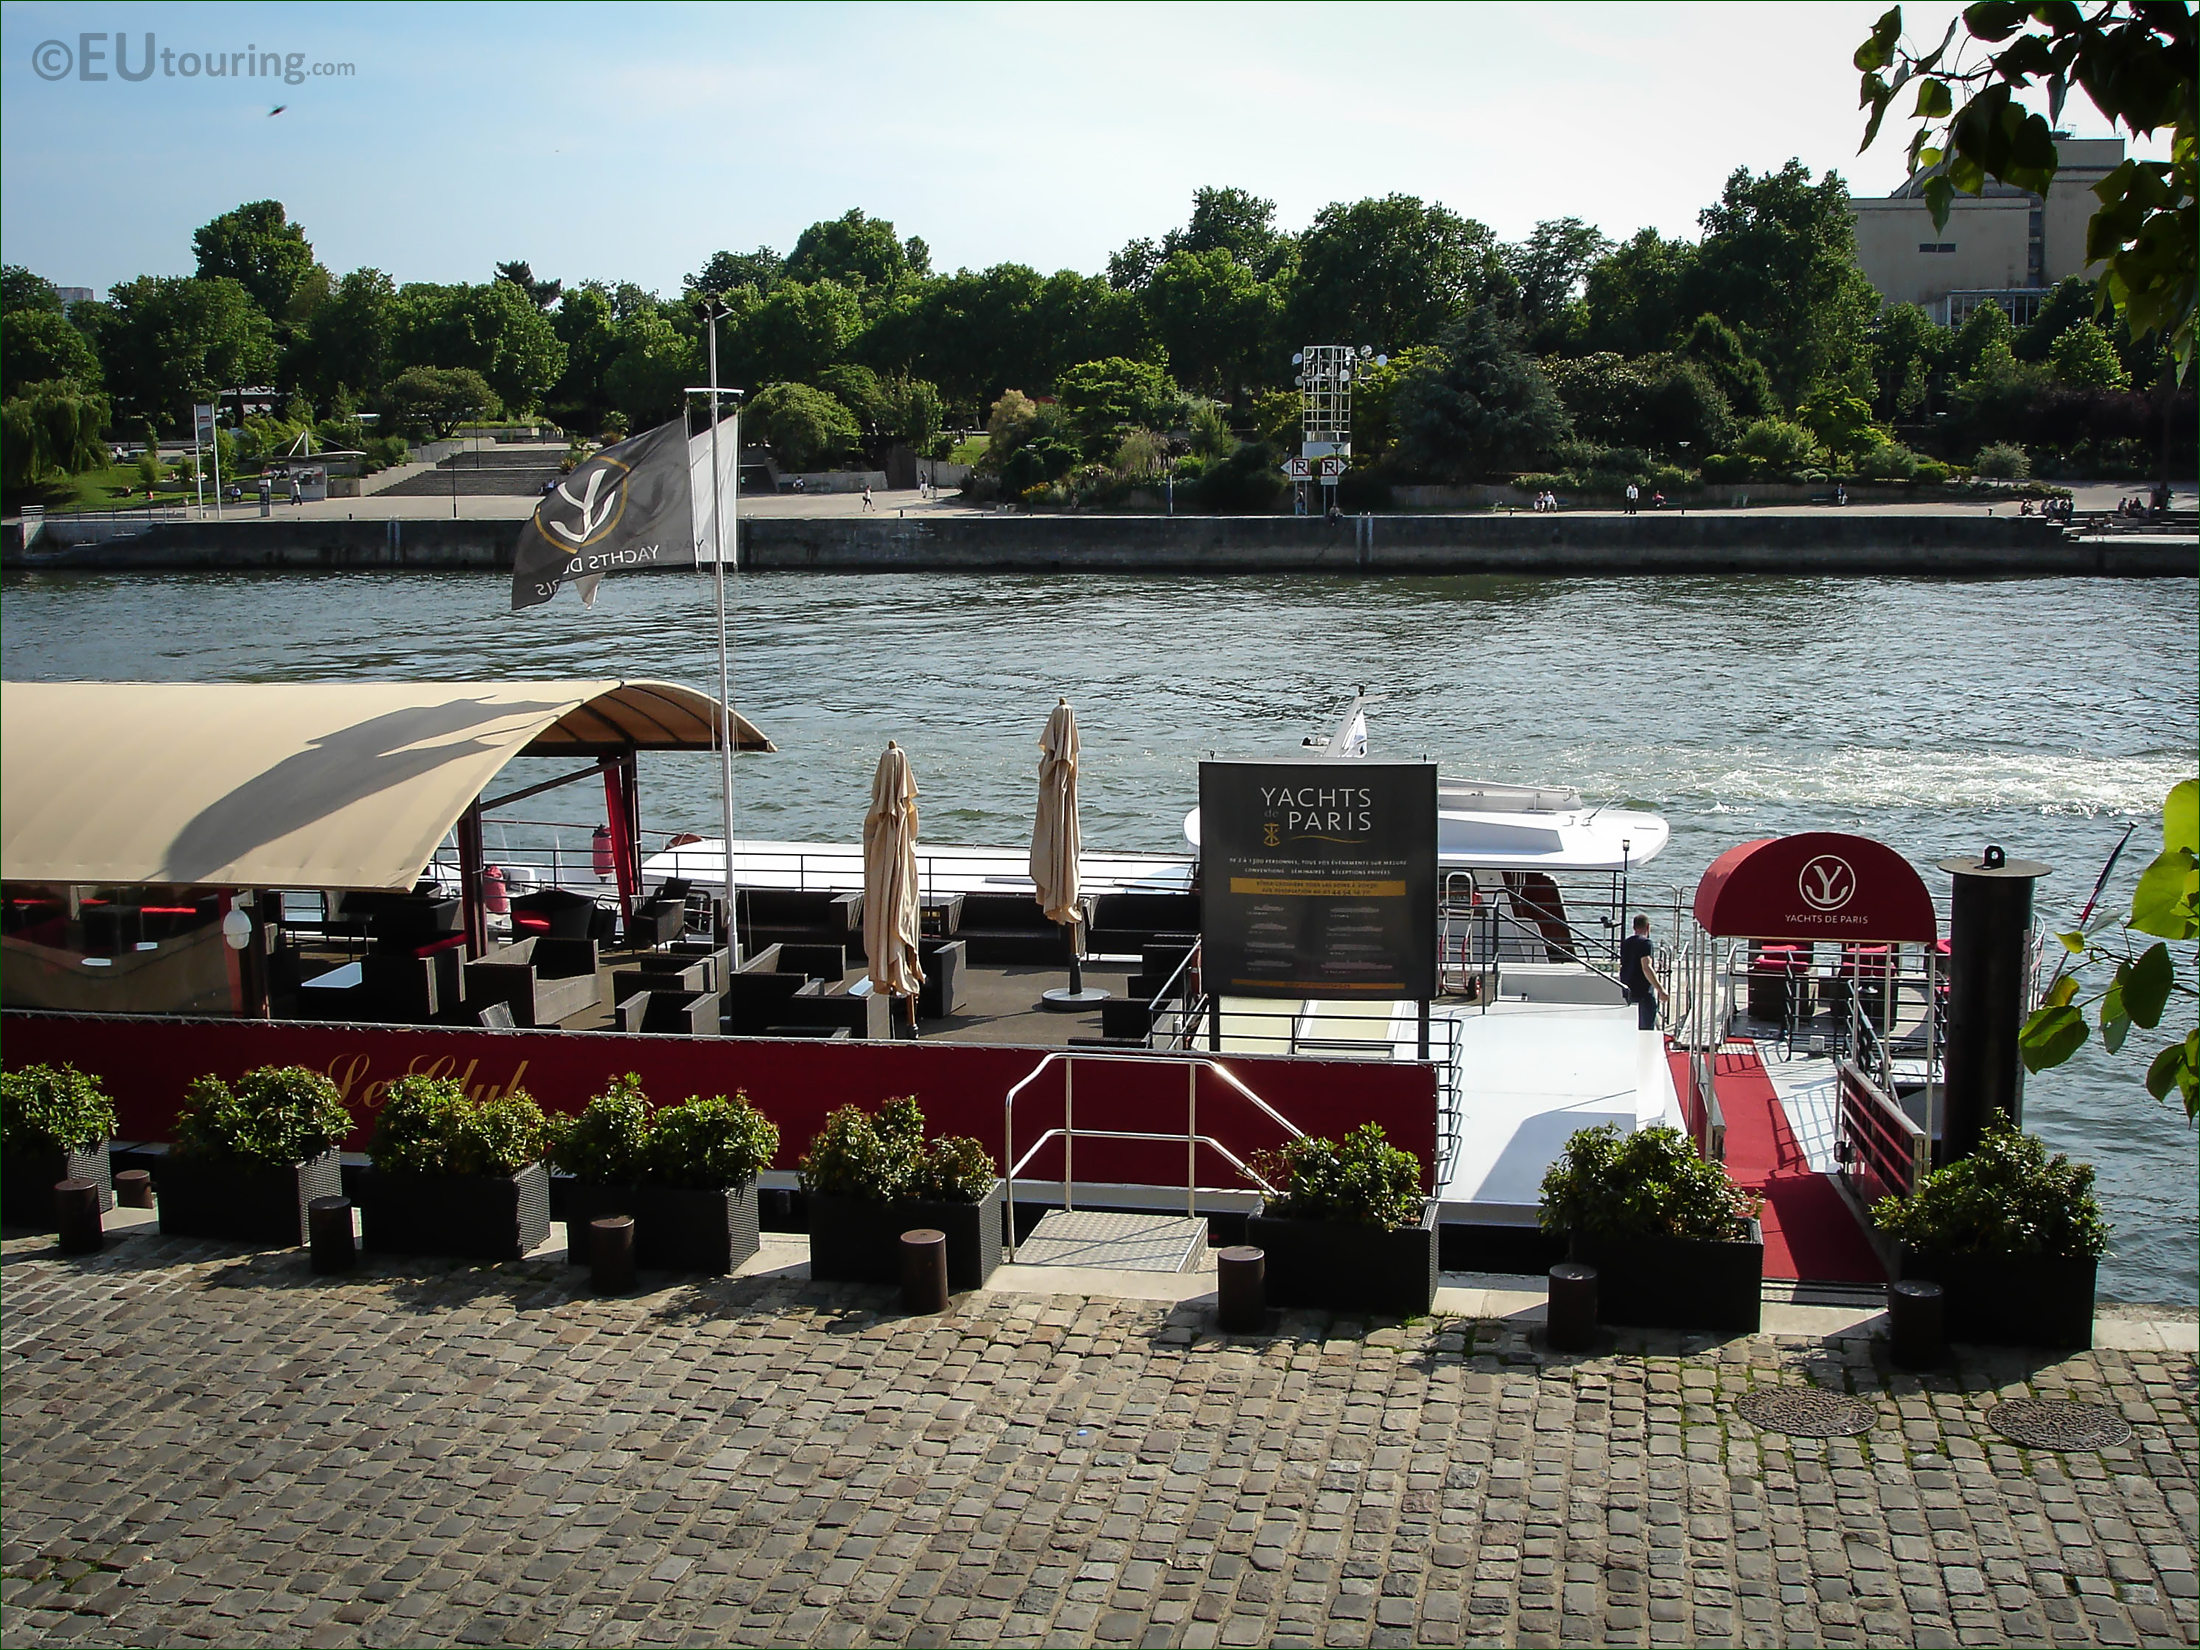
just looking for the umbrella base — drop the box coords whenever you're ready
[1040,987,1112,1011]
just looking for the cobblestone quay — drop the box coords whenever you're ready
[4,1230,2194,1649]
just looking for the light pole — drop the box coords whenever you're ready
[687,309,743,964]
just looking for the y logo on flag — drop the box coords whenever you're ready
[548,467,622,545]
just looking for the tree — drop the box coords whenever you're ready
[1288,195,1511,352]
[737,278,863,387]
[1393,308,1571,481]
[1544,352,1734,459]
[494,260,562,311]
[685,247,785,299]
[818,363,891,435]
[1504,217,1616,353]
[882,376,945,451]
[2021,780,2199,1120]
[2015,275,2097,361]
[1855,2,2194,377]
[389,281,567,413]
[1142,249,1280,397]
[3,309,101,399]
[786,209,920,293]
[1582,230,1699,359]
[1,380,110,489]
[1867,303,1950,421]
[1107,237,1162,292]
[385,365,499,436]
[1,266,62,314]
[2050,320,2132,388]
[101,276,277,429]
[1950,299,2017,380]
[1795,383,1889,462]
[191,200,316,318]
[297,268,397,404]
[1678,313,1780,420]
[746,381,860,471]
[1055,356,1179,455]
[1163,186,1291,277]
[601,311,699,431]
[1731,416,1829,473]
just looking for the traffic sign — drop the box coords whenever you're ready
[1318,456,1347,479]
[1281,456,1311,479]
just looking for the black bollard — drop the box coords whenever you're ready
[1216,1245,1265,1333]
[113,1169,154,1209]
[1938,848,2051,1160]
[1546,1262,1598,1352]
[54,1179,103,1255]
[1887,1278,1946,1369]
[308,1196,355,1273]
[900,1228,949,1314]
[591,1216,636,1294]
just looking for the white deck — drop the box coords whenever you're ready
[640,837,1194,896]
[1754,1046,1843,1174]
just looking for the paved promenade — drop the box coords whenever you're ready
[4,1220,2194,1649]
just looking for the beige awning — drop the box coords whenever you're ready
[0,679,772,892]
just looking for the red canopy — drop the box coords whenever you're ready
[1692,832,1937,941]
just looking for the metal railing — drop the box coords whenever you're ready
[1000,1049,1302,1255]
[1836,1059,1929,1207]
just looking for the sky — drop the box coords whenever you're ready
[0,1,2158,299]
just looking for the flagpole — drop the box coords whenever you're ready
[702,315,742,968]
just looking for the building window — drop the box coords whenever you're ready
[1917,242,1957,254]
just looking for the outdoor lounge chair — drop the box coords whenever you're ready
[511,888,614,944]
[1086,892,1201,959]
[917,938,966,1019]
[769,982,890,1039]
[738,889,864,956]
[952,892,1089,965]
[462,935,602,1028]
[615,987,721,1035]
[610,960,709,1005]
[625,898,685,950]
[721,971,822,1035]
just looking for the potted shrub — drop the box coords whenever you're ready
[355,1075,552,1261]
[1874,1120,2107,1349]
[552,1074,777,1274]
[1538,1124,1764,1332]
[159,1066,352,1246]
[1245,1123,1436,1317]
[1,1063,117,1229]
[802,1097,1004,1291]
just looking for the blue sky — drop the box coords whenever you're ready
[0,1,2152,298]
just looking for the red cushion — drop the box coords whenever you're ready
[413,932,469,957]
[514,913,551,933]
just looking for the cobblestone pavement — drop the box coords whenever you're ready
[4,1229,2194,1649]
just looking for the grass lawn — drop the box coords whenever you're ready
[949,434,988,467]
[15,462,200,514]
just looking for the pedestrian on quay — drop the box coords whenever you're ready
[1624,482,1639,515]
[862,484,874,512]
[1620,914,1665,1031]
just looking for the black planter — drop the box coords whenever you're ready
[157,1152,344,1247]
[1897,1245,2097,1349]
[1570,1221,1764,1333]
[1247,1201,1439,1317]
[356,1162,552,1262]
[807,1179,1005,1292]
[564,1180,760,1274]
[2,1143,114,1229]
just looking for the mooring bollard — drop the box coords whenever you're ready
[1546,1262,1598,1352]
[308,1196,355,1274]
[1888,1278,1945,1369]
[591,1216,636,1294]
[54,1178,103,1255]
[113,1169,154,1209]
[1216,1245,1266,1333]
[900,1228,949,1314]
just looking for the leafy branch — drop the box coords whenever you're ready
[2019,779,2199,1117]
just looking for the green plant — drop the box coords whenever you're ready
[465,1090,550,1176]
[908,1135,997,1204]
[368,1075,549,1176]
[646,1093,780,1189]
[1537,1124,1760,1243]
[1247,1123,1424,1229]
[799,1097,992,1203]
[550,1073,654,1183]
[1871,1119,2108,1258]
[0,1063,117,1151]
[174,1065,353,1168]
[1973,441,2031,479]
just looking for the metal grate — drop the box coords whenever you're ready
[1733,1386,1878,1437]
[1015,1210,1208,1273]
[1985,1399,2133,1452]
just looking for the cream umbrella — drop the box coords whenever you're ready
[1031,698,1109,1009]
[862,740,925,1035]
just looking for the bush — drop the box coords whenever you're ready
[369,1074,548,1176]
[175,1065,354,1169]
[549,1073,653,1183]
[1537,1124,1759,1243]
[1973,441,2032,480]
[1913,459,1951,485]
[0,1063,117,1151]
[1851,439,1919,482]
[1194,440,1288,513]
[1871,1121,2107,1258]
[1733,417,1828,474]
[646,1094,779,1190]
[1699,452,1750,483]
[1247,1122,1423,1229]
[799,1096,995,1204]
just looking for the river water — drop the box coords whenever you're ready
[5,567,2194,1302]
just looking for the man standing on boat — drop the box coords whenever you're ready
[1620,915,1664,1030]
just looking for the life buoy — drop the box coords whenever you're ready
[592,825,615,879]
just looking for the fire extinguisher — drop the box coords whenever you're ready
[483,865,509,915]
[592,825,615,880]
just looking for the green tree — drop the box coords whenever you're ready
[1677,312,1780,420]
[1163,186,1292,278]
[818,363,891,434]
[786,209,920,295]
[882,375,945,451]
[389,280,567,413]
[1796,383,1889,462]
[1142,249,1280,397]
[1544,352,1733,459]
[747,381,860,471]
[545,282,624,433]
[1732,416,1829,473]
[1504,217,1616,353]
[101,276,277,430]
[191,200,317,318]
[1055,356,1179,456]
[1582,230,1700,359]
[2015,275,2097,361]
[385,365,499,436]
[738,278,863,386]
[1,266,63,314]
[601,310,699,430]
[3,308,101,399]
[1868,303,1950,421]
[1855,2,2194,376]
[1107,238,1162,292]
[1,380,110,488]
[2049,320,2132,388]
[1949,299,2015,379]
[1287,195,1511,351]
[297,268,397,404]
[685,247,785,299]
[493,259,562,311]
[1393,308,1571,481]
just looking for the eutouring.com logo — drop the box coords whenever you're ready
[31,34,355,85]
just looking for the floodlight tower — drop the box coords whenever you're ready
[1290,343,1385,513]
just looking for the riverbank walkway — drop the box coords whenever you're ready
[5,1212,2193,1648]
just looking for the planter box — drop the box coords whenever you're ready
[564,1180,760,1274]
[1248,1201,1438,1317]
[1898,1246,2096,1349]
[1571,1221,1764,1333]
[2,1143,113,1229]
[157,1151,344,1247]
[807,1179,1005,1292]
[356,1162,552,1262]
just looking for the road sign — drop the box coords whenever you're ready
[1318,456,1347,479]
[1281,456,1311,479]
[193,404,217,441]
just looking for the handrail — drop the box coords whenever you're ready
[1836,1059,1928,1207]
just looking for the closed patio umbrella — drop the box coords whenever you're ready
[1032,698,1108,1009]
[863,740,925,1035]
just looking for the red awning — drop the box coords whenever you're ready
[1692,833,1937,941]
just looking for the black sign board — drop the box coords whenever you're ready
[1198,760,1438,999]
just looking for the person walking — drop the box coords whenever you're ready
[1619,914,1665,1031]
[862,484,874,512]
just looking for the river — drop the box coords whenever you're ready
[4,567,2194,1303]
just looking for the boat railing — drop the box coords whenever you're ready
[1682,1045,1728,1161]
[1836,1059,1929,1207]
[1000,1049,1300,1253]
